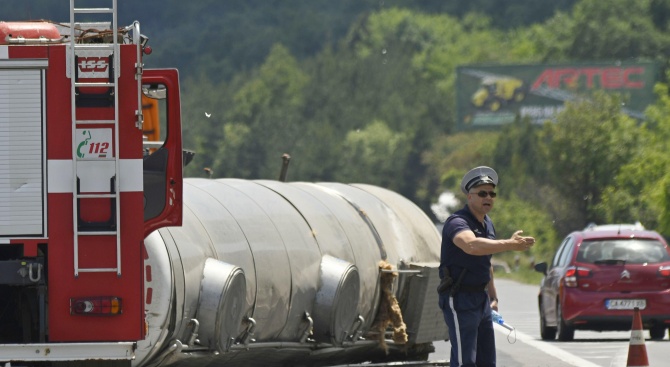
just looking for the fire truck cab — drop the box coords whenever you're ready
[0,2,183,365]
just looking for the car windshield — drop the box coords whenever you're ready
[576,239,670,264]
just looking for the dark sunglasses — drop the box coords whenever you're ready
[474,190,497,198]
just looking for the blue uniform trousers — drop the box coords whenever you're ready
[438,290,495,367]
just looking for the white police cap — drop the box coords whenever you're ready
[460,166,498,194]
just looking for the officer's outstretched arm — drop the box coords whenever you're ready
[453,229,535,255]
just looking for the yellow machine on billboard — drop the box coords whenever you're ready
[471,77,526,111]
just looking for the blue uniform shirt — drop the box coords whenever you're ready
[440,205,496,286]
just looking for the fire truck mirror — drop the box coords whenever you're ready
[143,84,166,100]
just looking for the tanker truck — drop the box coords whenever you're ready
[0,2,447,366]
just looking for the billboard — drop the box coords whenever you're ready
[456,61,660,130]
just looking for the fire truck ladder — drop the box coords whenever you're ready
[69,0,121,277]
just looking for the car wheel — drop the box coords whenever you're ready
[539,303,556,340]
[556,301,574,341]
[650,325,666,340]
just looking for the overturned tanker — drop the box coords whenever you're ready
[137,178,447,367]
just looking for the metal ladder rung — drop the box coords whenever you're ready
[76,193,117,199]
[77,231,118,236]
[74,8,114,14]
[78,268,119,273]
[75,120,116,125]
[75,82,115,88]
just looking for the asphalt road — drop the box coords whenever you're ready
[429,278,668,366]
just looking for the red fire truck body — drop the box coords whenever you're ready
[45,42,144,342]
[0,3,182,364]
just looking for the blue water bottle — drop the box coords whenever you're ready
[492,310,514,331]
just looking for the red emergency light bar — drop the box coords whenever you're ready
[70,296,123,315]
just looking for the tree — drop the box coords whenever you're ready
[219,44,309,179]
[541,92,642,228]
[529,0,670,62]
[493,116,545,195]
[492,195,559,262]
[601,76,670,234]
[336,120,411,191]
[180,74,235,178]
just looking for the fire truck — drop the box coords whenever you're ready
[0,2,447,366]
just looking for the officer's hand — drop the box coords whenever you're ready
[510,230,535,251]
[490,298,499,312]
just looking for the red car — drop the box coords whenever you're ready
[534,224,670,341]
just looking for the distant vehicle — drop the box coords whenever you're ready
[471,77,526,112]
[533,225,670,341]
[583,222,645,232]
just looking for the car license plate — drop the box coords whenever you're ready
[605,299,646,310]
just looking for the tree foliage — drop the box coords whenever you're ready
[217,44,309,179]
[336,120,411,191]
[541,93,642,225]
[492,196,559,261]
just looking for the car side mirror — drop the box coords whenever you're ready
[534,262,548,275]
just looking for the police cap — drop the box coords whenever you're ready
[460,166,498,194]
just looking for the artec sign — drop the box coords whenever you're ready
[531,66,645,90]
[456,61,659,130]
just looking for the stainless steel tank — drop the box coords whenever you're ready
[135,178,442,367]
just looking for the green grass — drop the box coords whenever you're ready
[492,253,545,285]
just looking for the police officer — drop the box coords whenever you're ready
[438,166,535,367]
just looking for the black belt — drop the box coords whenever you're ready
[457,283,488,293]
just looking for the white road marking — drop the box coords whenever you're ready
[494,325,603,367]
